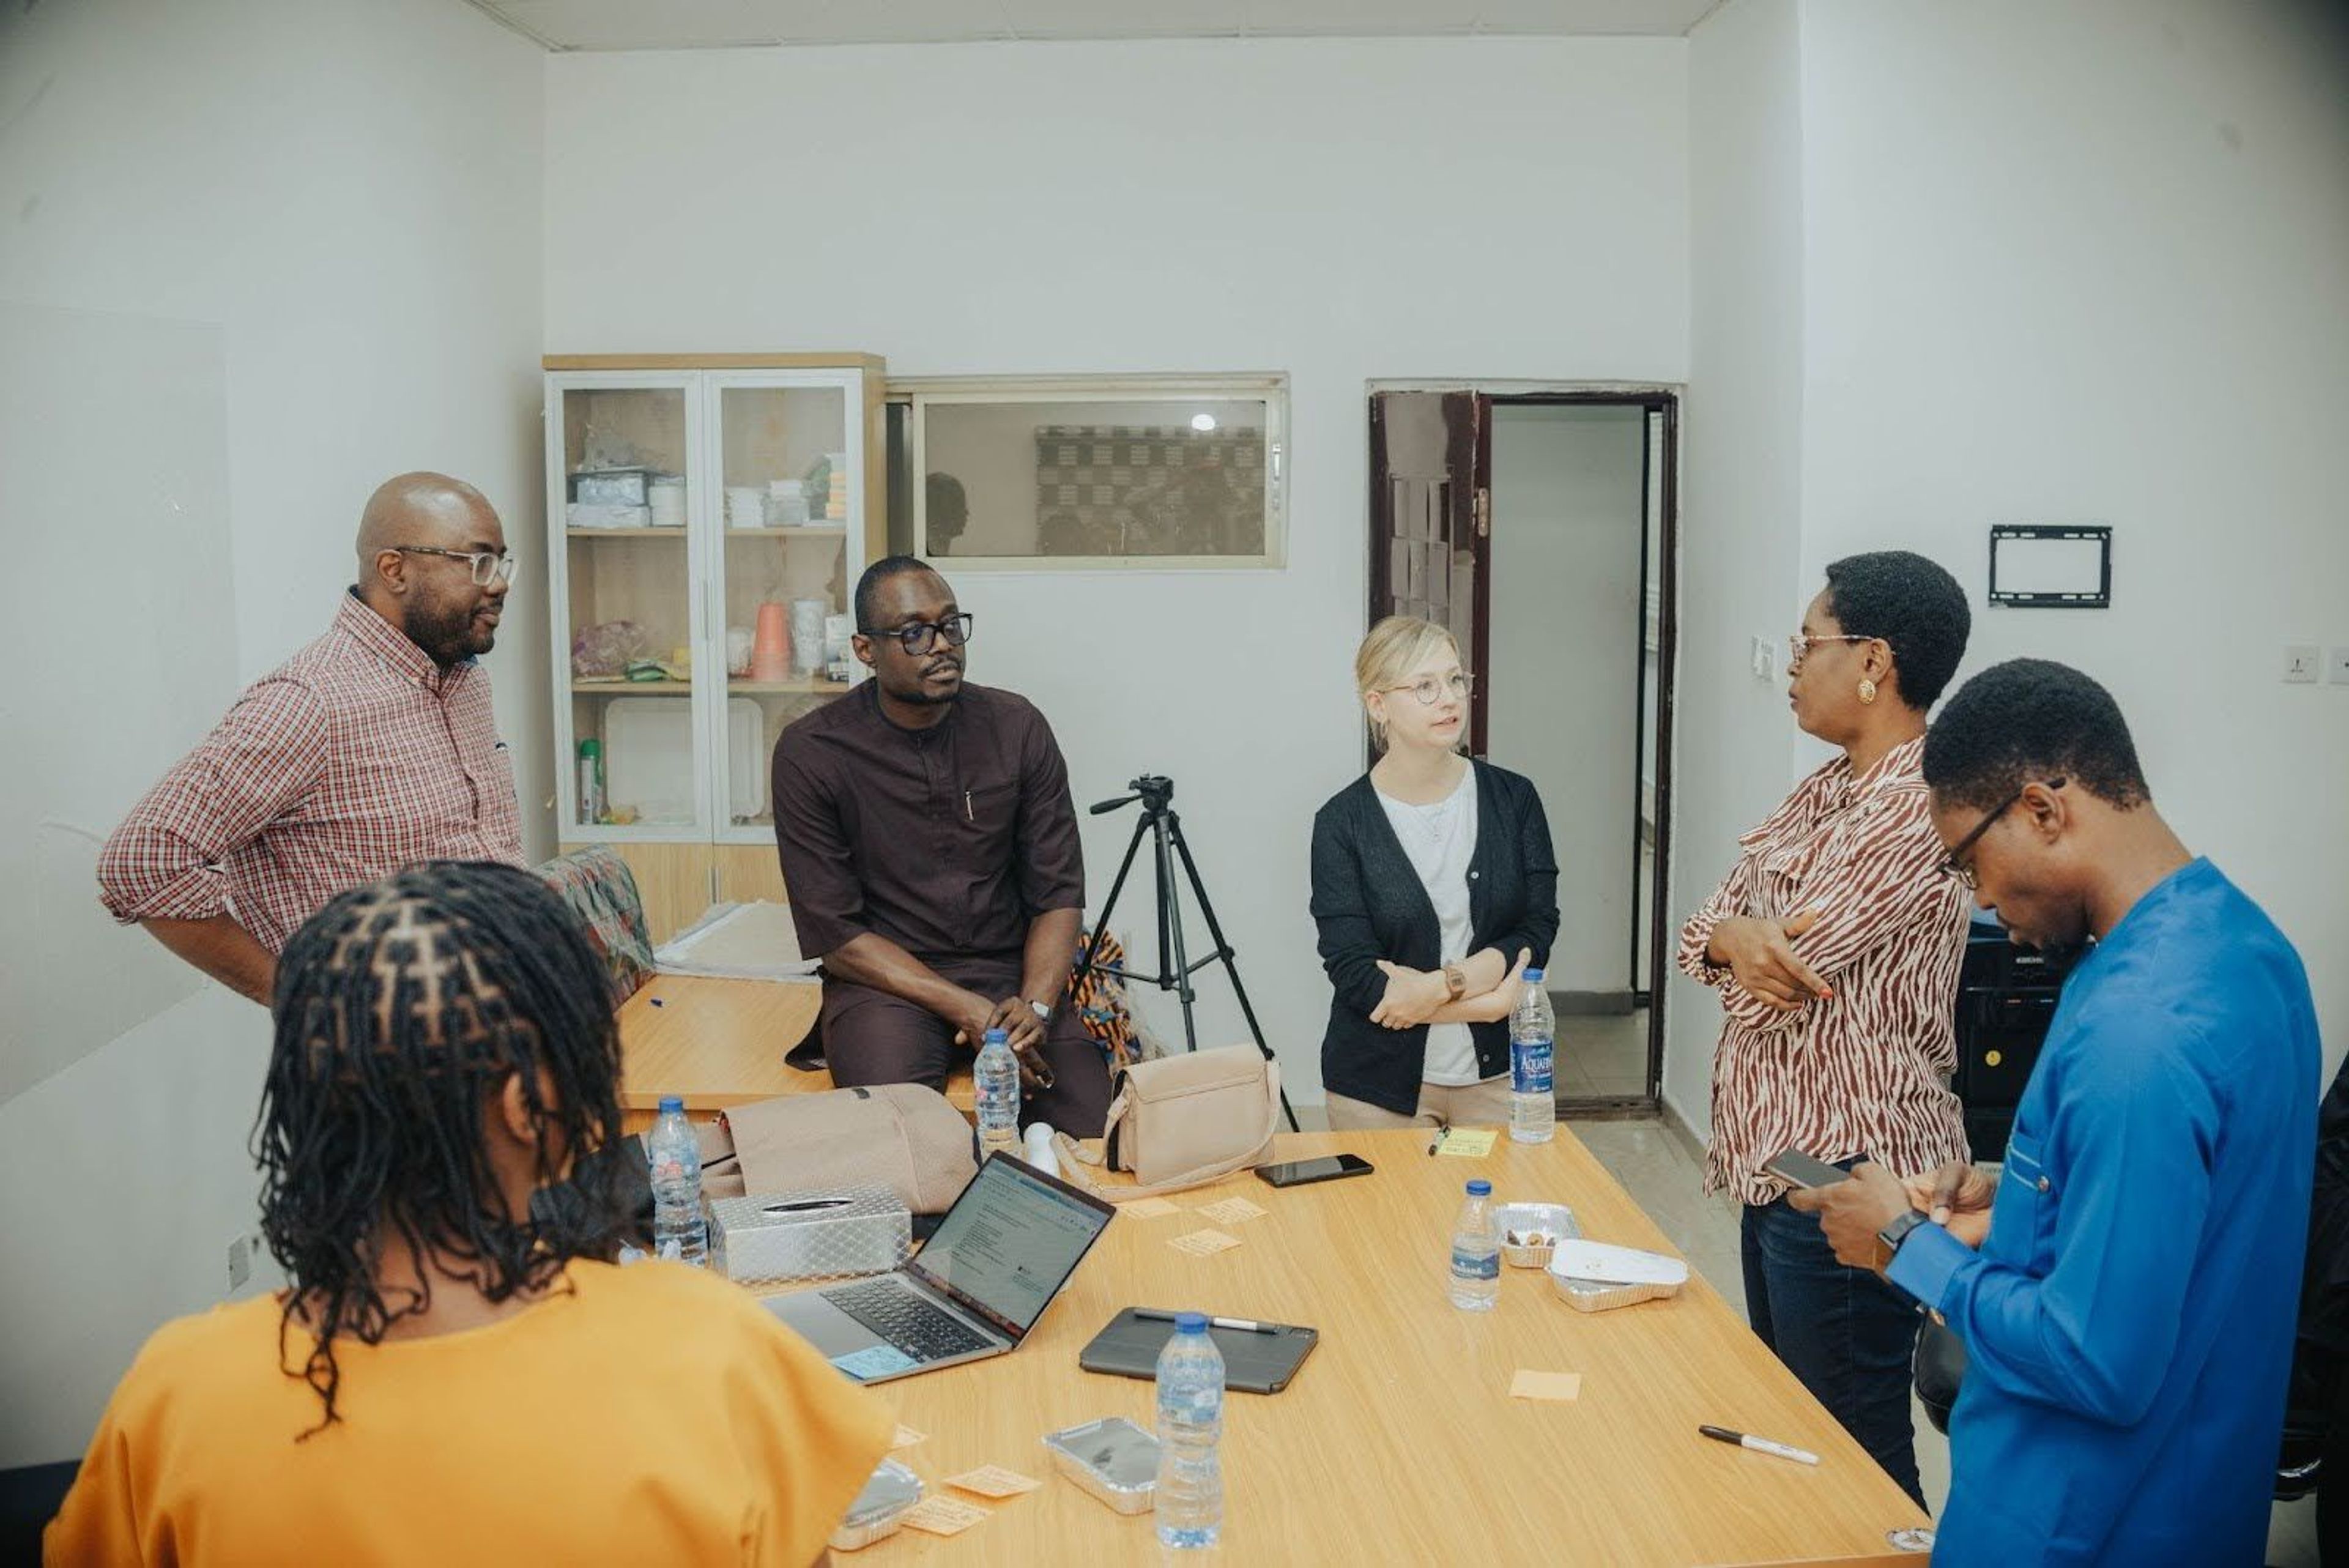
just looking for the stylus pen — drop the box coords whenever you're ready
[1135,1309,1280,1336]
[1698,1425,1819,1466]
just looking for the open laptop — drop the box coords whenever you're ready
[765,1152,1118,1385]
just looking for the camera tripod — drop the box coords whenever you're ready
[1079,774,1299,1132]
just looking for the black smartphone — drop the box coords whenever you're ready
[1762,1148,1852,1189]
[1255,1154,1375,1189]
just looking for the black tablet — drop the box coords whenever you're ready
[1078,1307,1319,1395]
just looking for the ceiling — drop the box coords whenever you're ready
[468,0,1726,52]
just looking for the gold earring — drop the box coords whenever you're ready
[1857,678,1878,705]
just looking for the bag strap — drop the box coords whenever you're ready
[1050,1061,1282,1202]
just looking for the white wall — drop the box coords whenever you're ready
[547,38,1691,1095]
[0,0,545,1466]
[1671,0,1809,1134]
[1797,0,2349,1077]
[1485,404,1647,994]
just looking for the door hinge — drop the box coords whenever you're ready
[1474,488,1491,537]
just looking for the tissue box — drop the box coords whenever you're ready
[570,467,653,506]
[565,502,651,530]
[709,1186,911,1284]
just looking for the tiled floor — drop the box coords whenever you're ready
[1565,1115,2322,1567]
[1559,1009,1649,1101]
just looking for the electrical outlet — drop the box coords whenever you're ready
[2329,647,2349,686]
[2284,645,2320,685]
[1750,635,1778,680]
[226,1232,254,1293]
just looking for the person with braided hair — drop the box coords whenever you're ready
[46,861,891,1566]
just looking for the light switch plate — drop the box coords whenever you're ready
[2329,647,2349,686]
[1751,635,1777,680]
[2284,645,2320,684]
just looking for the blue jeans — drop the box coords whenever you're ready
[1742,1195,1927,1509]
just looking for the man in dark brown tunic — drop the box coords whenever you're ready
[770,556,1112,1135]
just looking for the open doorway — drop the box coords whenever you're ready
[1367,387,1678,1115]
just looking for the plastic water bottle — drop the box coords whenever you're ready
[644,1095,708,1267]
[1510,966,1557,1145]
[1449,1178,1500,1311]
[975,1028,1020,1156]
[1155,1312,1225,1550]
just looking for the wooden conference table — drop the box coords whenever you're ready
[620,979,1929,1562]
[771,1128,1931,1567]
[615,974,971,1137]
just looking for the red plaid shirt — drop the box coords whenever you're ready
[98,592,525,951]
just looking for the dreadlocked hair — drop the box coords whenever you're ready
[256,860,628,1436]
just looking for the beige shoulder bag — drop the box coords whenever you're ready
[1053,1043,1282,1201]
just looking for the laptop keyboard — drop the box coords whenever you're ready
[828,1279,993,1362]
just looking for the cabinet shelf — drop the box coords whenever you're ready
[574,678,691,695]
[732,678,853,695]
[566,527,688,539]
[721,526,849,540]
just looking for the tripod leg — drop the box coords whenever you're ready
[1155,815,1203,1056]
[1166,814,1301,1133]
[1082,812,1159,986]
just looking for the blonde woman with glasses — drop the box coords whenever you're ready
[1310,617,1558,1131]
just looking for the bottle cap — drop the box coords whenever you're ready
[1174,1311,1209,1333]
[658,1094,683,1113]
[1467,1179,1492,1197]
[579,738,601,756]
[1523,968,1545,984]
[982,1027,1009,1045]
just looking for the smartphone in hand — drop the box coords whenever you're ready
[1762,1148,1852,1190]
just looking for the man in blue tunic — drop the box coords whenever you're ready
[1791,657,2319,1566]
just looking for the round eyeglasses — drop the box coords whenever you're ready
[1382,672,1475,706]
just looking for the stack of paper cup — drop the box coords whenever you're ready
[751,603,790,682]
[648,477,686,528]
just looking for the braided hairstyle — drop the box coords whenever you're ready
[256,860,627,1433]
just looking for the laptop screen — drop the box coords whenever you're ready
[908,1154,1116,1339]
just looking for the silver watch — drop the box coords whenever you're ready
[1026,998,1052,1025]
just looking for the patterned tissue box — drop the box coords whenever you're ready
[708,1186,911,1285]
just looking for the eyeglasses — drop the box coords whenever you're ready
[1381,672,1475,706]
[395,546,518,587]
[860,612,974,655]
[1941,777,2067,888]
[1787,632,1871,671]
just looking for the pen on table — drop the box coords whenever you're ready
[1698,1425,1819,1466]
[1135,1310,1279,1336]
[1428,1128,1449,1157]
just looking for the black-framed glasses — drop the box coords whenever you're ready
[860,612,973,656]
[394,546,517,587]
[1381,671,1475,706]
[1942,776,2067,888]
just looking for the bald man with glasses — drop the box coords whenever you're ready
[98,472,525,1003]
[770,555,1113,1136]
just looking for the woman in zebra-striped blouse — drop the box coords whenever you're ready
[1677,550,1973,1510]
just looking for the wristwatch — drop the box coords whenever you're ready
[1442,962,1468,1002]
[1875,1208,1929,1271]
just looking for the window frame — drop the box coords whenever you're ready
[889,374,1289,571]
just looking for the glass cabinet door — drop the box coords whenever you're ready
[549,376,705,838]
[704,373,864,844]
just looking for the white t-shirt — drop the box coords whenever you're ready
[1373,765,1488,1087]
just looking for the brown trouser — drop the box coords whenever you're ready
[819,959,1113,1137]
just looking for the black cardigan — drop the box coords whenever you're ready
[1310,760,1560,1118]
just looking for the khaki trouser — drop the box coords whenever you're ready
[1324,1076,1513,1132]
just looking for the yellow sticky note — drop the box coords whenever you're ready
[946,1465,1044,1498]
[1168,1227,1242,1258]
[1436,1128,1499,1158]
[1197,1196,1269,1225]
[900,1495,991,1536]
[1121,1196,1182,1219]
[889,1423,925,1449]
[1509,1369,1583,1402]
